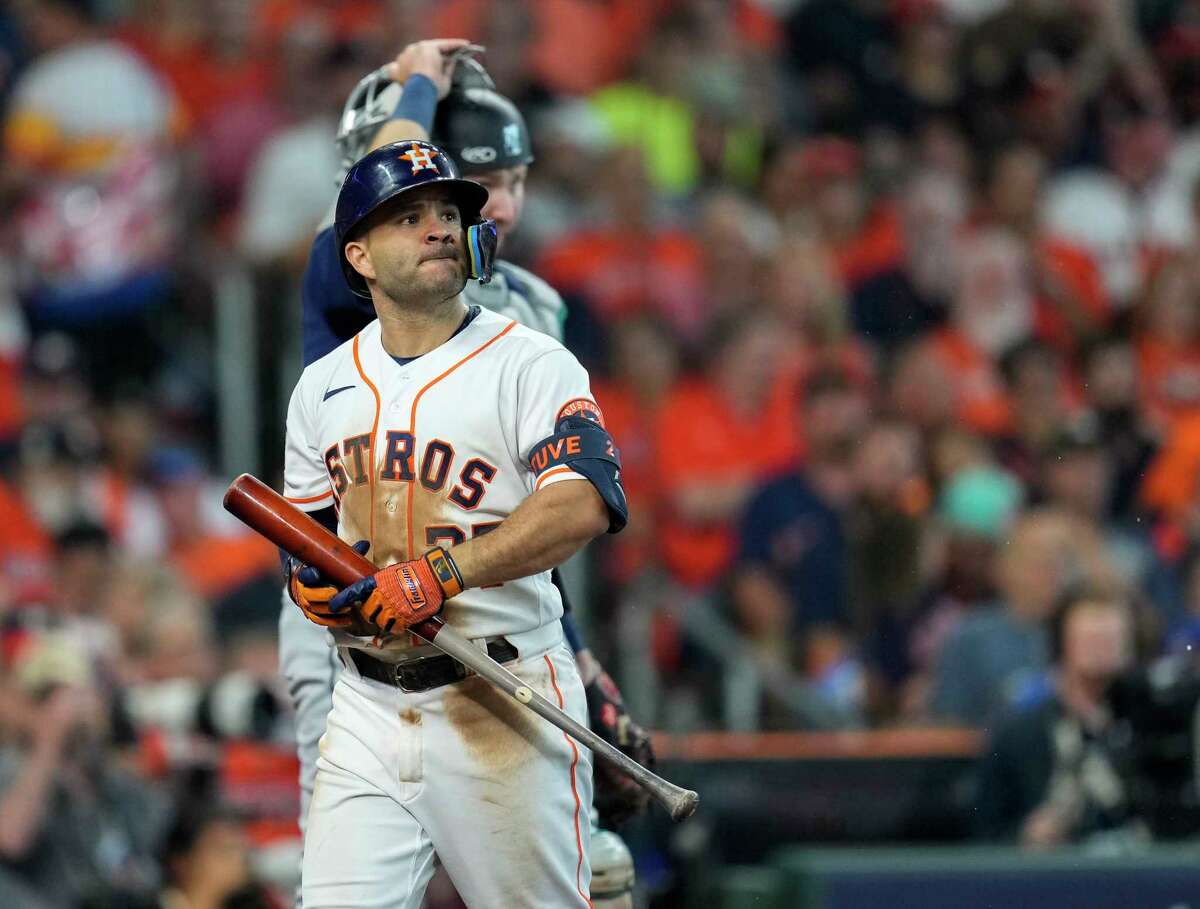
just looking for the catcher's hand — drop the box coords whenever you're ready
[287,541,371,628]
[328,545,463,635]
[585,667,656,827]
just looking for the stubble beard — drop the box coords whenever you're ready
[375,256,468,315]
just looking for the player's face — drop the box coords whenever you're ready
[353,186,469,306]
[472,165,527,248]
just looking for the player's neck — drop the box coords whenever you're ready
[375,295,470,359]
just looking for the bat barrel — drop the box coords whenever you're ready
[222,474,443,640]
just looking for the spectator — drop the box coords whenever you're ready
[159,800,272,909]
[888,337,959,442]
[697,190,779,322]
[149,448,277,617]
[851,168,967,353]
[589,10,762,197]
[898,465,1023,718]
[993,340,1075,492]
[72,387,164,558]
[980,143,1110,355]
[975,583,1147,847]
[782,136,903,290]
[767,231,874,386]
[732,368,868,653]
[536,146,705,343]
[0,634,166,906]
[237,39,372,268]
[1040,415,1175,616]
[518,99,612,257]
[886,0,965,134]
[930,508,1107,725]
[847,420,929,698]
[5,0,183,392]
[1135,254,1200,434]
[1083,333,1159,522]
[656,315,798,590]
[591,316,681,585]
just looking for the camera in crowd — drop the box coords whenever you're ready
[1108,652,1200,838]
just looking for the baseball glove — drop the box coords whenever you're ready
[586,668,656,827]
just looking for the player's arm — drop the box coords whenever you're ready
[367,39,469,151]
[452,480,609,588]
[327,352,628,634]
[327,417,627,634]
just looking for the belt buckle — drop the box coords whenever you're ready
[393,652,470,692]
[393,656,426,692]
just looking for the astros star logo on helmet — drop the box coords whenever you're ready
[399,142,439,174]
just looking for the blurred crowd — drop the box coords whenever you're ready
[2,0,1200,902]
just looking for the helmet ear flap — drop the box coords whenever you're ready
[466,219,498,284]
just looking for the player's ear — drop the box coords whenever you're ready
[344,240,376,282]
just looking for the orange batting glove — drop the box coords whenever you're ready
[287,541,372,628]
[328,545,464,634]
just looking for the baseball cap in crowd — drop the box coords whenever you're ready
[938,465,1023,540]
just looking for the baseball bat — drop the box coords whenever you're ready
[224,474,699,822]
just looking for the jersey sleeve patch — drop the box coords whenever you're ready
[556,397,605,428]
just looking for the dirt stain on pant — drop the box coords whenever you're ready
[443,667,552,773]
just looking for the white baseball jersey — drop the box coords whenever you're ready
[283,305,595,656]
[286,304,597,907]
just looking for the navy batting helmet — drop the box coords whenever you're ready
[433,84,534,175]
[334,140,498,297]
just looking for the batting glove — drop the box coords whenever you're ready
[586,668,656,827]
[287,541,371,628]
[329,545,464,634]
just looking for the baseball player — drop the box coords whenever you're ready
[285,138,626,907]
[278,41,643,907]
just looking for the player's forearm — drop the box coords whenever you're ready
[368,119,429,152]
[450,480,608,590]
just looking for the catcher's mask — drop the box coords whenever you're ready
[335,49,533,180]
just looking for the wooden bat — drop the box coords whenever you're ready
[224,473,699,822]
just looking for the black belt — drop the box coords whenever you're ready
[348,639,518,692]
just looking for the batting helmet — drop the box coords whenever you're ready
[334,140,497,297]
[432,58,534,174]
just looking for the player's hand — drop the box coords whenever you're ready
[288,541,371,628]
[585,668,656,827]
[383,39,472,100]
[329,545,464,635]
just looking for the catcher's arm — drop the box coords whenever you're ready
[367,40,475,151]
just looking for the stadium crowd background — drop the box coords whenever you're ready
[1,0,1200,905]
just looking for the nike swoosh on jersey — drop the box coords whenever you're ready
[322,384,356,401]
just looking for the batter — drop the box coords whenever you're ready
[284,140,627,908]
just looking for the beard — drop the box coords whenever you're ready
[377,254,467,307]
